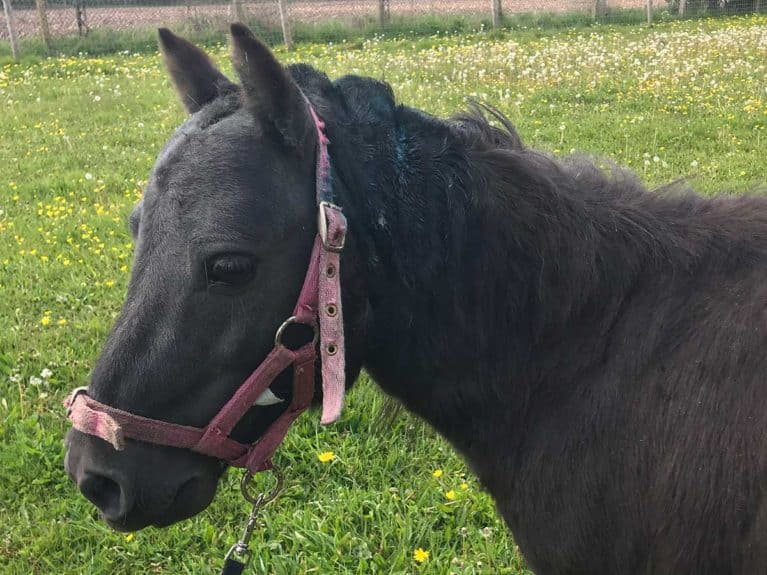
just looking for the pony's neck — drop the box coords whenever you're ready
[324,78,674,458]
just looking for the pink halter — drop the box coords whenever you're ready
[64,100,347,474]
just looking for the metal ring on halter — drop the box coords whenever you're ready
[274,316,319,348]
[240,466,284,505]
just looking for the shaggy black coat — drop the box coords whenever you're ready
[290,64,767,574]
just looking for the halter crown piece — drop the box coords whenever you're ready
[64,96,347,474]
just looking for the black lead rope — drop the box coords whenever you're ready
[221,557,247,575]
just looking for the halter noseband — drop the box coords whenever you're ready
[64,98,347,474]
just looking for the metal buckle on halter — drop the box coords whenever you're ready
[65,386,89,416]
[318,201,346,253]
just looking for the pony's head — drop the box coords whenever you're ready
[64,26,362,531]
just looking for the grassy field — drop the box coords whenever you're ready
[1,15,766,575]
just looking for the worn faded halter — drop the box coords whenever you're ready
[64,98,347,570]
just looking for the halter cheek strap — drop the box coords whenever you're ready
[64,99,347,474]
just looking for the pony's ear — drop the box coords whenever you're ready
[158,28,235,114]
[229,23,313,147]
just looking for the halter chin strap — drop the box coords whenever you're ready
[64,99,347,474]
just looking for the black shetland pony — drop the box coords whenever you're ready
[64,25,767,574]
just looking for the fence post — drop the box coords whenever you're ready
[277,0,293,50]
[230,0,244,23]
[490,0,502,28]
[378,0,390,25]
[1,0,20,61]
[36,0,53,52]
[646,0,653,24]
[75,0,88,36]
[229,0,245,22]
[678,0,686,15]
[593,0,607,20]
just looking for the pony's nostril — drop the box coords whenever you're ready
[78,472,127,520]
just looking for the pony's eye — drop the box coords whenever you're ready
[206,254,256,287]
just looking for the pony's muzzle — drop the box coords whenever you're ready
[64,427,222,531]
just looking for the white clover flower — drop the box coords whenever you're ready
[40,368,53,379]
[29,376,42,386]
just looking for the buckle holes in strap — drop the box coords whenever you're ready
[326,343,338,356]
[325,304,338,317]
[325,264,336,278]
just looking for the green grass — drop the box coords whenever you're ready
[1,14,766,575]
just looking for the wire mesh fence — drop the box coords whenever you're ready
[2,0,765,57]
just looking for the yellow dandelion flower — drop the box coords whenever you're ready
[432,469,443,478]
[125,533,134,542]
[40,316,51,326]
[413,548,429,563]
[57,318,68,326]
[318,451,335,463]
[445,490,456,501]
[460,482,469,491]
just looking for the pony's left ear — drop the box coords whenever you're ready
[229,23,313,147]
[158,28,235,114]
